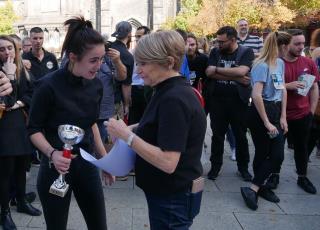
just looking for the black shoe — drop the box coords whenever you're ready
[10,192,36,207]
[297,177,317,194]
[240,187,258,210]
[265,174,279,190]
[25,192,36,203]
[0,209,17,230]
[207,166,221,180]
[17,200,42,216]
[258,186,280,203]
[237,170,252,182]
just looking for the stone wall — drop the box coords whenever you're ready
[13,0,178,55]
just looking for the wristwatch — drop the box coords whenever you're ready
[126,133,136,147]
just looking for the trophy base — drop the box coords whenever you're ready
[49,184,69,197]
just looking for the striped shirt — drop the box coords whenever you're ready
[237,34,263,54]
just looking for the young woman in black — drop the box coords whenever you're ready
[28,17,114,230]
[0,35,41,230]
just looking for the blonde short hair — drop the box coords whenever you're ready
[134,30,185,71]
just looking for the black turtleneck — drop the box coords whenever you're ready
[28,66,103,155]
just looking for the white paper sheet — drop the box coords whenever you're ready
[80,139,136,176]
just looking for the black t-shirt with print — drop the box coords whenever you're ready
[135,77,207,195]
[187,52,208,87]
[208,47,254,97]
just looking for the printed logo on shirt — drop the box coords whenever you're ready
[220,60,236,68]
[271,73,284,90]
[46,61,54,69]
[189,71,197,85]
[217,60,237,84]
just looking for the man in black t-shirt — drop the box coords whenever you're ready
[110,21,134,121]
[22,27,58,80]
[186,33,208,88]
[205,26,254,181]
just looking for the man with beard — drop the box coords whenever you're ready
[282,29,319,194]
[237,19,263,57]
[22,27,58,80]
[186,33,208,89]
[205,26,254,181]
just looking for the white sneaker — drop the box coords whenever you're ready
[230,149,236,161]
[26,172,31,180]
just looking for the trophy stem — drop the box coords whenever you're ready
[58,174,64,183]
[63,144,73,159]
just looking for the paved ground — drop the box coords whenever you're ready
[10,120,320,230]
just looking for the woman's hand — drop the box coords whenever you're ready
[101,171,115,186]
[280,116,288,134]
[264,121,278,136]
[2,57,17,79]
[51,150,73,174]
[0,71,12,96]
[105,118,132,141]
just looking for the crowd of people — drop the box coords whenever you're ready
[0,15,319,230]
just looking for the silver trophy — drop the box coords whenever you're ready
[49,124,84,197]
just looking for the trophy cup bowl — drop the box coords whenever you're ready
[49,125,84,197]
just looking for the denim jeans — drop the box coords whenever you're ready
[145,190,202,230]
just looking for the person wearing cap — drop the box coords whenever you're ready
[110,21,134,123]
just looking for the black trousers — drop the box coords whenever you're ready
[37,156,107,230]
[0,155,29,211]
[308,118,320,157]
[128,85,147,125]
[287,113,313,175]
[208,96,250,171]
[248,104,284,187]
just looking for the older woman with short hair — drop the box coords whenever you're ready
[106,30,207,230]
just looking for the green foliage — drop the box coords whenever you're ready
[0,0,18,34]
[162,0,203,31]
[280,0,320,15]
[163,0,296,36]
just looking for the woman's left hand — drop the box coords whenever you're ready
[280,117,288,134]
[105,118,131,141]
[3,57,17,79]
[0,71,12,96]
[101,171,115,186]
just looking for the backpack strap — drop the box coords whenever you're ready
[235,45,249,66]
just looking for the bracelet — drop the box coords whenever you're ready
[49,149,57,161]
[126,133,136,147]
